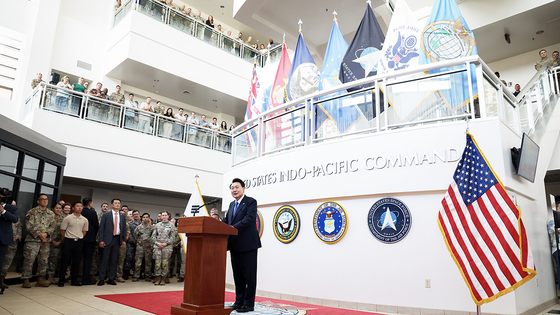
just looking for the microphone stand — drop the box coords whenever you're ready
[190,199,220,217]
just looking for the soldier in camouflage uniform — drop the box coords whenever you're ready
[31,73,44,89]
[132,213,154,281]
[169,222,182,280]
[1,220,22,288]
[46,204,65,283]
[92,203,110,277]
[115,207,131,282]
[124,209,141,279]
[151,211,176,285]
[22,194,56,288]
[535,49,554,71]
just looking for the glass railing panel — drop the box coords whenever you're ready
[482,76,499,117]
[233,125,259,164]
[538,76,546,108]
[169,9,194,34]
[135,110,155,133]
[263,107,305,153]
[242,46,259,63]
[138,0,168,22]
[267,45,282,64]
[517,99,530,134]
[222,36,238,56]
[197,23,220,47]
[502,97,516,130]
[157,116,185,142]
[213,132,232,153]
[123,107,139,130]
[42,85,81,117]
[315,91,375,141]
[385,71,471,128]
[84,97,122,126]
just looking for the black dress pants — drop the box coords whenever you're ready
[59,238,83,283]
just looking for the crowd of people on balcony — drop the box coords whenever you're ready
[30,73,234,151]
[113,0,279,60]
[2,195,223,289]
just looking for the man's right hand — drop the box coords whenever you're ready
[39,233,47,243]
[99,241,105,248]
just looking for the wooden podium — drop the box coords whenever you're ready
[171,216,238,315]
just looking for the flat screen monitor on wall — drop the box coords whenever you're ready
[512,133,539,183]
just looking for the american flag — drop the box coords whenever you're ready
[438,133,536,306]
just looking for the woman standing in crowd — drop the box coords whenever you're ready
[204,15,214,42]
[71,77,86,114]
[56,75,73,112]
[151,211,176,285]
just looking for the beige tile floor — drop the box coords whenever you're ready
[0,278,559,315]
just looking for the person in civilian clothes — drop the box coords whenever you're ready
[58,202,89,287]
[97,199,126,286]
[222,178,261,313]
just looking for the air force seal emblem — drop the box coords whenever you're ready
[368,198,411,244]
[313,202,348,244]
[273,205,300,244]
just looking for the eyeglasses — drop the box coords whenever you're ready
[38,198,48,201]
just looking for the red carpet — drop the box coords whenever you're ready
[95,290,383,315]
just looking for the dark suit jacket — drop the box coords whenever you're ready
[98,210,126,247]
[82,207,99,243]
[222,195,261,253]
[0,204,19,245]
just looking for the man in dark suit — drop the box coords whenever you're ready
[222,178,261,313]
[97,198,126,286]
[0,188,18,294]
[81,198,99,285]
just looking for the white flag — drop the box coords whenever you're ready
[377,0,420,75]
[180,180,209,252]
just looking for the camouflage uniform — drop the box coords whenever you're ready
[31,79,44,89]
[169,230,182,277]
[125,220,141,272]
[1,221,22,276]
[47,213,66,277]
[116,220,131,279]
[536,57,553,71]
[91,211,108,276]
[133,223,154,278]
[154,106,164,115]
[22,207,56,279]
[151,221,176,277]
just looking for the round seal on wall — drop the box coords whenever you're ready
[367,197,412,244]
[313,201,348,244]
[273,205,300,244]
[256,210,264,238]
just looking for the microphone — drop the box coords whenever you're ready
[206,198,220,205]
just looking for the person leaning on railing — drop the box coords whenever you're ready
[535,49,553,71]
[204,15,214,42]
[56,75,73,112]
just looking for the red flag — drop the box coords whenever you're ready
[270,43,291,111]
[438,133,536,306]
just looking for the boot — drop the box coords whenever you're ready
[164,276,170,284]
[153,276,161,285]
[1,277,9,288]
[116,277,125,283]
[46,275,52,285]
[145,276,151,282]
[36,276,50,287]
[90,275,97,283]
[131,277,138,282]
[22,279,31,288]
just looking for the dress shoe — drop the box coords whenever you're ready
[230,303,241,310]
[107,280,117,285]
[236,306,254,313]
[71,282,82,286]
[82,281,95,285]
[97,280,105,286]
[177,277,184,282]
[58,282,64,287]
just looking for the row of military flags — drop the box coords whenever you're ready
[242,0,536,308]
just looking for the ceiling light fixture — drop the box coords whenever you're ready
[182,90,191,94]
[536,30,544,35]
[212,99,217,102]
[220,5,224,8]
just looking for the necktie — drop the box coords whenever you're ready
[113,212,118,236]
[233,201,238,217]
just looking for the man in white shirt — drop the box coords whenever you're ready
[174,108,187,122]
[198,115,209,146]
[124,93,137,128]
[138,97,154,133]
[187,111,200,143]
[58,202,89,287]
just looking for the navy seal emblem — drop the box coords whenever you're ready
[273,205,300,244]
[368,198,412,244]
[313,201,348,244]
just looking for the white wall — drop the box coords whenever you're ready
[488,42,560,93]
[222,117,557,313]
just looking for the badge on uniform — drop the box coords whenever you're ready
[313,201,348,244]
[273,205,300,244]
[367,197,412,244]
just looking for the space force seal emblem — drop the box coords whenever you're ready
[368,198,412,244]
[313,201,348,244]
[273,205,300,244]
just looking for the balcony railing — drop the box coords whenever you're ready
[24,82,232,154]
[231,56,558,166]
[113,0,283,67]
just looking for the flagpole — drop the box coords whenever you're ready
[366,0,372,8]
[298,19,303,32]
[476,305,481,315]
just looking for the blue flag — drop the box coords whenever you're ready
[419,0,478,110]
[286,32,320,102]
[340,3,385,92]
[317,19,362,134]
